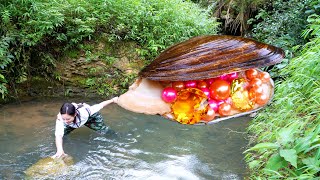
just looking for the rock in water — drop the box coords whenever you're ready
[24,155,74,178]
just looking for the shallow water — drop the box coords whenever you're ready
[0,99,250,179]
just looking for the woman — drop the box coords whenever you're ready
[52,97,118,158]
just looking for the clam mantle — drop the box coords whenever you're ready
[118,35,285,124]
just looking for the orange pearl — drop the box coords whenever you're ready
[245,69,259,80]
[197,80,208,89]
[218,103,232,116]
[202,107,216,122]
[259,72,271,83]
[172,81,185,91]
[248,85,264,100]
[209,79,230,100]
[255,93,269,105]
[249,78,263,88]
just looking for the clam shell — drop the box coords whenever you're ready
[139,35,285,81]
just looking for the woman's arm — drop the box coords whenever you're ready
[52,135,66,158]
[52,114,67,158]
[99,97,119,107]
[88,97,118,115]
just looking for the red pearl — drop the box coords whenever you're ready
[209,79,231,100]
[184,80,197,88]
[246,69,259,80]
[197,81,208,89]
[161,87,177,103]
[172,81,185,91]
[255,93,269,105]
[249,78,263,88]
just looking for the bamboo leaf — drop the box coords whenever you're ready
[244,143,279,153]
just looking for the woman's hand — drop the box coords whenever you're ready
[112,97,119,104]
[51,150,66,159]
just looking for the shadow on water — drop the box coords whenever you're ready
[0,98,251,179]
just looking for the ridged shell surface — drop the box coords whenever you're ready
[139,35,285,81]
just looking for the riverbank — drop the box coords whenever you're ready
[245,35,320,178]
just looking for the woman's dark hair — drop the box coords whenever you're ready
[60,103,76,116]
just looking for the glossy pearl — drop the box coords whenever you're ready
[202,107,216,121]
[209,79,231,100]
[197,81,208,89]
[245,69,259,80]
[228,72,239,81]
[184,80,197,88]
[161,87,177,103]
[259,72,271,82]
[172,81,185,91]
[218,103,232,116]
[208,99,219,112]
[200,88,210,98]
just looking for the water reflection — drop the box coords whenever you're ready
[0,99,249,179]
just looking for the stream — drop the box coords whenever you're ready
[0,98,250,179]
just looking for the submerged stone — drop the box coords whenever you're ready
[24,155,74,179]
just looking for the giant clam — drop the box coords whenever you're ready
[117,35,285,125]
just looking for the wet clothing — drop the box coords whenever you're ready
[55,103,108,137]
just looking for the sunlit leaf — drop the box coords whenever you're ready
[277,124,299,146]
[302,157,320,173]
[249,160,261,169]
[245,143,279,153]
[265,153,288,171]
[280,149,298,168]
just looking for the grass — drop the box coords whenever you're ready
[245,36,320,179]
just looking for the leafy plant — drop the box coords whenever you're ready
[0,0,219,99]
[247,0,317,82]
[214,0,268,35]
[245,15,320,178]
[249,0,312,53]
[117,0,220,58]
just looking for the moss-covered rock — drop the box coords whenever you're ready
[24,155,74,179]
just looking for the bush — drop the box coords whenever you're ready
[248,0,315,79]
[249,0,312,51]
[0,0,219,99]
[245,14,320,179]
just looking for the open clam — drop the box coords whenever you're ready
[117,35,285,125]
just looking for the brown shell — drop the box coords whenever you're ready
[139,35,285,81]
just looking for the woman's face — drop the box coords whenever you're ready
[61,114,76,124]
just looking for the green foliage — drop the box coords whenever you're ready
[245,15,320,178]
[248,0,318,80]
[302,14,320,39]
[191,0,268,35]
[216,0,267,35]
[112,0,219,58]
[0,0,218,99]
[84,69,137,97]
[250,0,311,51]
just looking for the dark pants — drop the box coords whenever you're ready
[64,112,108,135]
